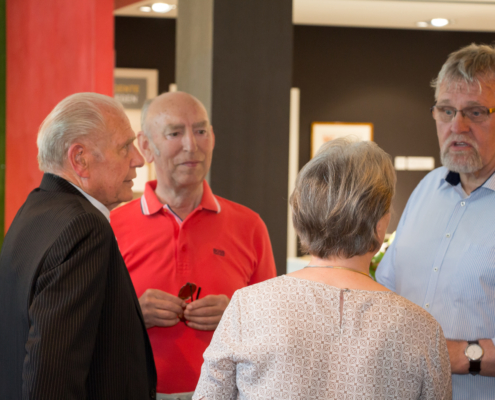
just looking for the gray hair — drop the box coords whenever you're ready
[37,92,126,172]
[290,138,396,259]
[431,43,495,98]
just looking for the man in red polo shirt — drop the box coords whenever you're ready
[110,91,276,400]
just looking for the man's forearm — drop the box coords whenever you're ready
[447,339,495,377]
[479,339,495,377]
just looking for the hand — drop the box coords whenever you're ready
[139,289,186,329]
[183,294,230,331]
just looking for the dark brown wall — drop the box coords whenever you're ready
[209,0,292,275]
[293,26,495,232]
[115,17,495,239]
[115,17,176,94]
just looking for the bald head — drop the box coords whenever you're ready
[142,92,209,137]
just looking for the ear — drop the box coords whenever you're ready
[67,143,90,178]
[137,131,155,163]
[376,212,392,240]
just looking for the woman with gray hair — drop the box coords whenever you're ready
[193,138,452,399]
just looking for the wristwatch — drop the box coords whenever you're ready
[465,340,484,375]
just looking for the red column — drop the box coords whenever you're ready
[5,0,114,230]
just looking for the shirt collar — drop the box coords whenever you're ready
[140,180,221,216]
[69,182,111,222]
[440,168,495,192]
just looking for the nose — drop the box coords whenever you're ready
[182,130,198,153]
[450,110,471,134]
[130,143,145,168]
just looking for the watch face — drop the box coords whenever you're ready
[466,344,484,360]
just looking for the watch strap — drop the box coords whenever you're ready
[467,340,481,376]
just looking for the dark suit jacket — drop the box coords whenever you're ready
[0,174,157,400]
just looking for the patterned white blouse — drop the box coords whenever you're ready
[193,275,452,399]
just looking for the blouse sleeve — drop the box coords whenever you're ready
[193,291,242,400]
[420,324,452,400]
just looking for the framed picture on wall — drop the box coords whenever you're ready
[311,122,374,157]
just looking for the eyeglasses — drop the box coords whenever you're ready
[177,282,201,322]
[431,104,495,123]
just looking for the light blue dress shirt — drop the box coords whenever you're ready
[376,166,495,400]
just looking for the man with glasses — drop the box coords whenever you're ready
[110,91,276,400]
[377,43,495,398]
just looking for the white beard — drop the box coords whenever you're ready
[441,145,483,173]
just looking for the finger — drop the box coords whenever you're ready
[186,294,229,312]
[184,305,223,318]
[141,289,187,308]
[144,308,182,321]
[186,296,218,310]
[184,314,222,325]
[141,298,185,316]
[146,315,180,329]
[142,312,180,329]
[186,321,219,331]
[141,308,182,329]
[155,300,185,315]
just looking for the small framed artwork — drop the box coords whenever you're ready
[311,122,374,157]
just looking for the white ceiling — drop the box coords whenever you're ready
[115,0,495,32]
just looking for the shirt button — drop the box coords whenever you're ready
[460,201,466,207]
[425,303,430,308]
[446,233,451,238]
[434,267,438,272]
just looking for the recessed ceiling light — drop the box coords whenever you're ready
[431,18,449,27]
[416,21,429,28]
[151,3,175,13]
[139,6,152,12]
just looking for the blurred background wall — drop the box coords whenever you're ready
[114,16,495,234]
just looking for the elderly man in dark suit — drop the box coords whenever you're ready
[0,93,157,400]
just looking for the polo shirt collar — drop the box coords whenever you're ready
[140,180,221,216]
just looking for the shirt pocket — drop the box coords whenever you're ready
[450,244,495,302]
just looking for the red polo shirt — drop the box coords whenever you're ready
[110,180,276,394]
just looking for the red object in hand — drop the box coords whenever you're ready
[178,282,198,322]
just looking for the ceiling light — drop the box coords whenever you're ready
[416,21,429,28]
[151,3,175,13]
[431,18,449,27]
[139,6,152,12]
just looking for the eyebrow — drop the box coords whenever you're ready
[165,123,185,131]
[121,137,136,148]
[164,120,209,131]
[436,100,484,107]
[192,120,209,129]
